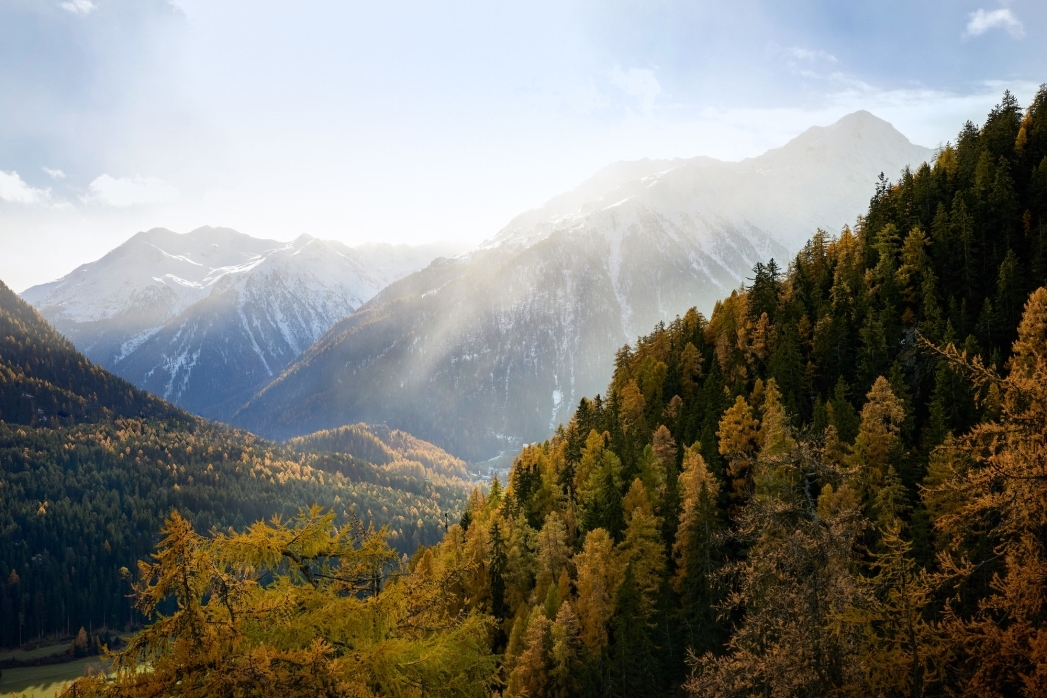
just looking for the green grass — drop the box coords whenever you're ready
[0,658,106,698]
[0,643,70,664]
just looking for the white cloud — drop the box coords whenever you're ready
[60,0,97,15]
[42,167,66,180]
[965,8,1025,38]
[787,47,838,64]
[86,174,179,207]
[609,67,661,115]
[0,171,51,205]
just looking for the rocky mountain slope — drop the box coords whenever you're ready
[22,227,461,419]
[234,112,933,460]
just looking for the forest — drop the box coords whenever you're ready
[442,87,1047,696]
[0,282,472,648]
[51,86,1047,696]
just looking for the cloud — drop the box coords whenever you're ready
[86,174,179,207]
[609,67,661,115]
[786,47,838,64]
[42,167,66,180]
[965,8,1025,38]
[60,0,97,15]
[0,171,51,205]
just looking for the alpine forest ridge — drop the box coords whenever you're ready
[0,277,474,651]
[0,87,1044,697]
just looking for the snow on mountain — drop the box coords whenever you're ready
[234,112,934,460]
[22,227,462,419]
[483,110,930,256]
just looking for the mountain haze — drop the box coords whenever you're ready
[22,227,461,419]
[235,111,933,460]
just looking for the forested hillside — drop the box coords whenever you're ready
[234,111,929,461]
[288,422,471,483]
[0,279,179,427]
[406,88,1047,696]
[0,282,471,648]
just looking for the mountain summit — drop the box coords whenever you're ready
[233,112,933,460]
[22,228,462,419]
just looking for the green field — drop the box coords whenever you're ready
[0,642,70,664]
[0,658,106,698]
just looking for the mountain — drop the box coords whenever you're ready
[401,89,1047,696]
[0,278,179,426]
[234,111,934,460]
[0,276,472,647]
[21,227,462,419]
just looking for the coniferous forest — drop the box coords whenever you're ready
[9,87,1047,696]
[0,280,472,649]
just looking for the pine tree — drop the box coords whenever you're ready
[686,437,866,696]
[573,528,617,654]
[931,287,1047,694]
[489,518,509,620]
[826,377,860,444]
[66,508,497,697]
[535,511,570,599]
[716,394,759,512]
[548,601,585,698]
[506,611,553,698]
[618,379,646,435]
[615,507,665,621]
[849,376,907,497]
[672,444,723,654]
[578,445,625,540]
[679,342,704,399]
[610,565,660,697]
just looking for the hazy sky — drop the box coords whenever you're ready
[1,0,1045,291]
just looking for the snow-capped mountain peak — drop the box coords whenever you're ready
[234,111,934,461]
[22,227,464,420]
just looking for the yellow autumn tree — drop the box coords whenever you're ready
[63,507,496,698]
[849,376,906,498]
[717,394,759,512]
[572,528,618,653]
[929,287,1047,695]
[618,379,646,435]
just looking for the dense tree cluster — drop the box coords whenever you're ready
[65,507,496,697]
[288,422,471,485]
[0,286,472,648]
[0,279,179,428]
[11,89,1047,695]
[403,89,1047,695]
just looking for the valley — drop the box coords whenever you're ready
[4,91,1047,697]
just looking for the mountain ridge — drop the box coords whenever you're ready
[0,275,474,646]
[22,228,463,420]
[234,111,933,460]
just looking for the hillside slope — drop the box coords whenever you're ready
[0,279,179,426]
[235,111,933,459]
[407,88,1047,697]
[0,282,470,647]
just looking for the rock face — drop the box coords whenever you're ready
[233,112,934,460]
[22,227,461,419]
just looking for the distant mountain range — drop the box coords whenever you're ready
[22,227,462,420]
[232,111,934,460]
[20,112,933,461]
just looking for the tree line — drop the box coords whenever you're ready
[52,87,1047,696]
[412,88,1047,696]
[0,283,473,648]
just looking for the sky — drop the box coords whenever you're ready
[1,0,1045,292]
